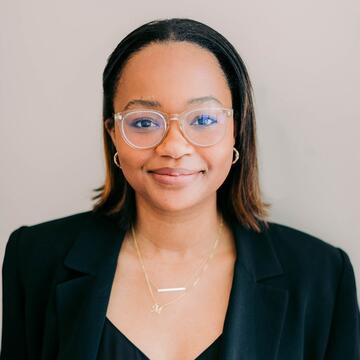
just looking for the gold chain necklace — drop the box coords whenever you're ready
[131,217,224,314]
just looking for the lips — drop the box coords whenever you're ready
[148,167,203,176]
[148,168,203,186]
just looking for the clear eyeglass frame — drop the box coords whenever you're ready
[113,106,234,149]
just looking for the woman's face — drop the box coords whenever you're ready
[106,41,235,213]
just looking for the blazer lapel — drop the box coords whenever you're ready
[54,213,289,360]
[221,222,289,360]
[55,213,126,360]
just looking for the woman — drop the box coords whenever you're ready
[1,18,359,360]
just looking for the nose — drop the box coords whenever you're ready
[154,118,193,158]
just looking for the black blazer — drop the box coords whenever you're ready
[1,210,359,360]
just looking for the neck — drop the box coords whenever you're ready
[129,194,233,264]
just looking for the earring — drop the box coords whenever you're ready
[232,147,239,164]
[113,152,122,169]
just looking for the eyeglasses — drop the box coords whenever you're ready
[113,107,233,149]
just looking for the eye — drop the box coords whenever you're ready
[130,118,160,129]
[190,114,218,126]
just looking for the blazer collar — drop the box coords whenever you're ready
[53,212,288,360]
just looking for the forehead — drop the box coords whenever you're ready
[114,41,232,111]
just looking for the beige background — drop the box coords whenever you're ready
[1,0,359,332]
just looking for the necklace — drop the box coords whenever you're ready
[131,217,224,314]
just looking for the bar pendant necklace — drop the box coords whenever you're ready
[157,287,186,292]
[131,217,223,314]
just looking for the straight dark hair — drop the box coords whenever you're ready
[92,18,271,232]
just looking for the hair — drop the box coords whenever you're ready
[91,17,271,233]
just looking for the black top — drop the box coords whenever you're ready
[97,316,223,359]
[2,211,359,359]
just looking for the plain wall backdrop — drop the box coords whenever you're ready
[1,0,359,332]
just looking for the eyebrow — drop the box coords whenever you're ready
[123,96,223,111]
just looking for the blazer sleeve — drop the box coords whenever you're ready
[324,248,360,359]
[1,226,28,360]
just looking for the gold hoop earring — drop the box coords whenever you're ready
[113,152,121,169]
[232,147,239,164]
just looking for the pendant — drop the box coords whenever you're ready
[151,303,163,314]
[157,287,186,293]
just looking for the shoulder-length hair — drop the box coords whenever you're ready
[92,18,271,233]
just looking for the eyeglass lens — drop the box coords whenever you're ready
[121,108,229,148]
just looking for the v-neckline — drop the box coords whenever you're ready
[104,316,223,359]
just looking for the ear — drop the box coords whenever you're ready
[104,118,116,145]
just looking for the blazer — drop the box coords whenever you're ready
[1,210,359,360]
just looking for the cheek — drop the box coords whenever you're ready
[118,148,148,173]
[210,134,234,184]
[114,133,150,183]
[114,128,145,167]
[117,151,149,192]
[206,126,235,172]
[203,144,233,180]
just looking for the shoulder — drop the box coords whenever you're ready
[265,221,341,259]
[4,210,99,275]
[263,221,353,291]
[7,210,95,250]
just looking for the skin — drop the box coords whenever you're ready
[105,41,237,359]
[106,40,236,262]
